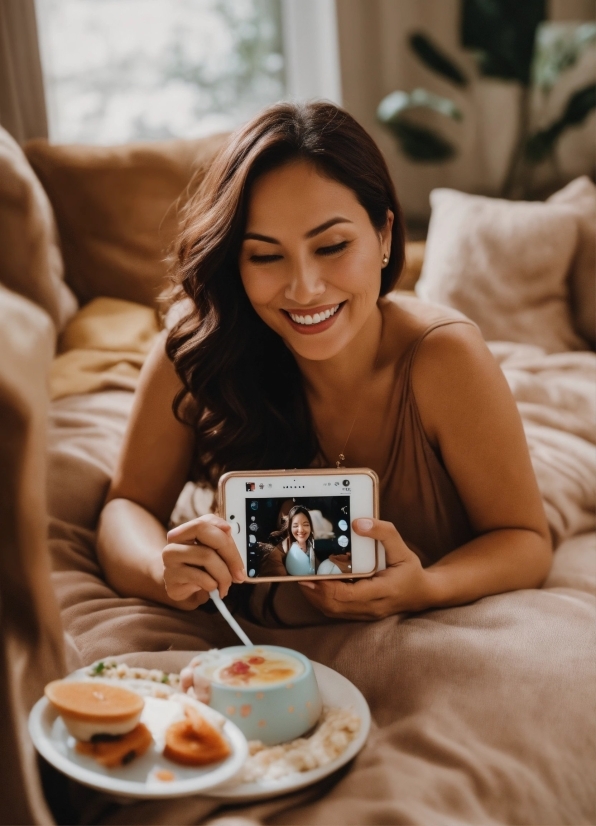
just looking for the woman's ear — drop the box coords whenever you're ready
[380,210,394,258]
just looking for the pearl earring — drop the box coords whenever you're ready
[382,254,389,266]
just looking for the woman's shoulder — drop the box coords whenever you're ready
[379,293,477,366]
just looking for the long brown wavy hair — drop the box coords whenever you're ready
[166,101,406,487]
[268,505,316,554]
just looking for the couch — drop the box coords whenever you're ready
[0,123,595,825]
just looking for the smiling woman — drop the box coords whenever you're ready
[240,164,393,358]
[97,100,552,624]
[163,101,403,487]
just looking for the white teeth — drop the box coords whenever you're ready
[288,304,340,326]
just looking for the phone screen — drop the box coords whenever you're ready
[244,494,352,579]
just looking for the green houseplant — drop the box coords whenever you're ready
[377,0,596,197]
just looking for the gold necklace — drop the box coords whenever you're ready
[334,332,383,469]
[336,418,359,468]
[326,257,388,469]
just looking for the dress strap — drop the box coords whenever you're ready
[403,317,477,387]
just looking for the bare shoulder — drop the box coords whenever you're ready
[411,316,513,446]
[379,293,475,363]
[413,316,494,383]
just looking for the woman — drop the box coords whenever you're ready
[280,507,317,576]
[97,101,552,622]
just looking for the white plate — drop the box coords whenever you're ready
[28,677,248,799]
[203,661,371,802]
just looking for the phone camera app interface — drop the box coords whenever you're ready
[245,495,351,578]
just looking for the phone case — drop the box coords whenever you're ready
[217,468,380,582]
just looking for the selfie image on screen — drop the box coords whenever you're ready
[245,495,351,578]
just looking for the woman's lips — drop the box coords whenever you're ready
[282,302,345,335]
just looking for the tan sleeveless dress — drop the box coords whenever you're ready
[377,313,476,566]
[247,300,478,625]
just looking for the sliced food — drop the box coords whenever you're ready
[75,723,153,768]
[164,705,231,766]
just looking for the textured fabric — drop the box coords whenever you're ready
[50,297,160,400]
[24,133,228,307]
[416,188,586,353]
[548,176,596,348]
[377,309,475,566]
[0,125,77,333]
[42,338,596,824]
[0,287,70,826]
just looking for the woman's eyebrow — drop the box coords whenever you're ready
[243,216,353,244]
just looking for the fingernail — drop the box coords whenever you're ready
[299,581,315,589]
[356,518,374,531]
[233,569,246,583]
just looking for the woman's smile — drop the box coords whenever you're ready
[282,302,346,335]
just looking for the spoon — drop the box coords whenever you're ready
[209,589,253,647]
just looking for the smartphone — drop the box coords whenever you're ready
[217,468,380,582]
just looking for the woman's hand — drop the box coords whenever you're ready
[162,514,246,604]
[299,518,435,620]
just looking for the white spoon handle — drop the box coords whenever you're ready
[209,590,253,647]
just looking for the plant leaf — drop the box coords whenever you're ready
[409,32,468,86]
[525,82,596,162]
[461,0,546,85]
[382,119,458,163]
[377,89,463,124]
[562,82,596,126]
[533,22,596,93]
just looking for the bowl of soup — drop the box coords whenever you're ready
[194,645,322,745]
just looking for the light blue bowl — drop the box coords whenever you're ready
[206,645,322,746]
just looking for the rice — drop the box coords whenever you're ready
[85,659,181,691]
[238,706,361,783]
[85,659,361,782]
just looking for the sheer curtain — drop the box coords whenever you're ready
[0,0,48,143]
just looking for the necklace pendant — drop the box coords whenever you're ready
[336,453,346,469]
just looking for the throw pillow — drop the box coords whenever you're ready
[416,188,585,353]
[548,176,596,348]
[24,133,228,307]
[0,126,77,331]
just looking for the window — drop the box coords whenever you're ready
[35,0,286,144]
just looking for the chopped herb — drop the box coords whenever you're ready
[91,661,105,675]
[161,674,169,683]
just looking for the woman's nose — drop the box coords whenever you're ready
[284,261,325,304]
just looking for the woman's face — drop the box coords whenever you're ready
[239,160,393,362]
[291,514,311,543]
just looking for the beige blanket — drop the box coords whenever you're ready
[50,298,159,401]
[47,343,596,825]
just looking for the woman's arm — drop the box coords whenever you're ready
[299,324,552,619]
[97,332,244,609]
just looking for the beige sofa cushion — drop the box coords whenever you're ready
[548,176,596,348]
[0,126,78,332]
[24,133,228,307]
[416,188,585,353]
[0,286,70,825]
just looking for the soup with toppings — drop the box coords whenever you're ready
[212,649,304,688]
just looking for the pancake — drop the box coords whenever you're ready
[45,680,144,741]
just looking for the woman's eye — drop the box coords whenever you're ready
[317,241,349,257]
[249,253,282,264]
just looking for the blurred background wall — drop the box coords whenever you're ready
[336,0,596,221]
[1,0,594,227]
